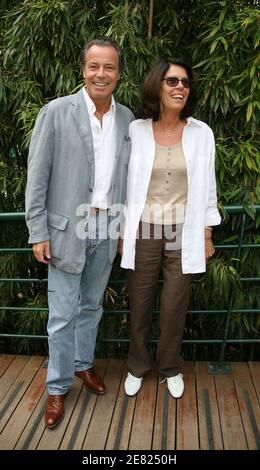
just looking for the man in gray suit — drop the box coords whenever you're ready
[25,38,134,428]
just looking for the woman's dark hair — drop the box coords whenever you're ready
[80,37,124,74]
[138,58,197,120]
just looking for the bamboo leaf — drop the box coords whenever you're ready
[210,39,219,55]
[246,102,253,122]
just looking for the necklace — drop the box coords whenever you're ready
[156,122,181,137]
[165,127,179,137]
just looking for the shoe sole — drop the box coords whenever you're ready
[84,386,106,395]
[124,384,142,397]
[125,390,140,397]
[168,389,184,399]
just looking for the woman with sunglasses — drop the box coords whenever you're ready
[120,58,221,398]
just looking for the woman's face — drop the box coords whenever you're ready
[160,64,190,115]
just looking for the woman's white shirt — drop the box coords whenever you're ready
[120,117,221,274]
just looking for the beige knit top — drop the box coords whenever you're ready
[141,141,188,225]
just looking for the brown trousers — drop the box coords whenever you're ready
[126,223,192,378]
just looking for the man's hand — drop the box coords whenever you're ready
[117,237,123,256]
[32,240,51,264]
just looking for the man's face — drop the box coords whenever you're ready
[83,45,120,105]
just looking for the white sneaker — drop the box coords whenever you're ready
[124,372,143,396]
[167,373,184,398]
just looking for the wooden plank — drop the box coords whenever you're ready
[128,367,157,450]
[0,355,30,403]
[196,362,223,450]
[249,362,260,403]
[0,355,15,377]
[215,371,247,449]
[0,356,45,433]
[82,359,125,450]
[15,391,47,450]
[0,358,46,449]
[176,362,199,450]
[1,357,258,452]
[152,380,176,450]
[60,359,108,450]
[232,362,260,450]
[105,364,137,450]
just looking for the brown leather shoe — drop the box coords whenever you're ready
[44,394,66,429]
[75,368,106,395]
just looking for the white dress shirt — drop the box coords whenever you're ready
[83,87,116,209]
[121,118,221,274]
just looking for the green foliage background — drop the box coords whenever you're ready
[0,0,259,359]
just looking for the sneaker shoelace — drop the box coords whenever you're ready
[160,373,183,385]
[159,378,166,384]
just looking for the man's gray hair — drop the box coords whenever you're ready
[80,37,124,74]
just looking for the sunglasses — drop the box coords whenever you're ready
[162,76,192,89]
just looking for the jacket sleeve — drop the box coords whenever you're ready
[25,104,54,244]
[205,130,221,227]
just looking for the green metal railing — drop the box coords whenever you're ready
[0,206,259,368]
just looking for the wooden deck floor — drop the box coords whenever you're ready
[0,355,259,450]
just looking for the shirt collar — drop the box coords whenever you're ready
[144,117,204,128]
[186,117,203,127]
[82,86,116,116]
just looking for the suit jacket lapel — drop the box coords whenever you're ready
[71,89,94,164]
[115,104,126,156]
[111,104,127,189]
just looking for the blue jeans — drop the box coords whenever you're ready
[46,211,112,395]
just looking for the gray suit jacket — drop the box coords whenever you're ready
[25,89,134,274]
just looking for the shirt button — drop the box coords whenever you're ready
[168,172,171,175]
[89,188,93,192]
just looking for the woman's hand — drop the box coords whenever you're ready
[205,237,215,263]
[205,227,215,263]
[118,237,124,256]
